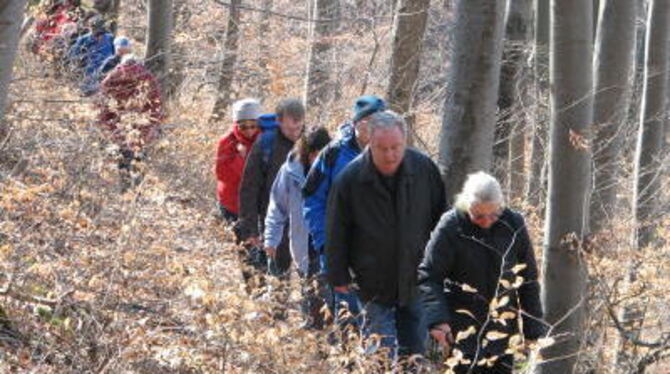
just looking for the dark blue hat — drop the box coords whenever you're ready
[352,95,386,123]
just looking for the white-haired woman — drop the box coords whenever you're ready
[418,171,546,373]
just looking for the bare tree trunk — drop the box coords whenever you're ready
[438,0,507,203]
[538,0,594,373]
[303,0,340,125]
[0,0,27,141]
[94,0,122,33]
[210,0,241,122]
[167,0,190,99]
[526,0,550,207]
[145,0,173,101]
[633,0,669,256]
[495,0,533,202]
[386,0,430,145]
[255,0,273,100]
[589,0,637,233]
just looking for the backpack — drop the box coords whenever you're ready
[258,113,279,173]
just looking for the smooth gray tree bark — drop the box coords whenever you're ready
[210,0,241,122]
[145,0,173,100]
[386,0,430,145]
[539,1,594,373]
[0,0,28,140]
[526,0,550,207]
[633,0,670,257]
[304,0,340,124]
[438,0,507,203]
[494,0,533,202]
[589,0,637,233]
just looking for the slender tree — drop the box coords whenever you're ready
[494,0,533,201]
[438,0,507,202]
[386,0,430,144]
[145,0,173,100]
[0,0,28,140]
[633,0,670,260]
[255,0,273,100]
[210,0,242,122]
[526,0,549,207]
[589,0,637,233]
[539,0,593,373]
[304,0,340,124]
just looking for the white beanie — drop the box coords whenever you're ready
[232,98,261,122]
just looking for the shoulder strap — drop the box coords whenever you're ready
[260,130,276,173]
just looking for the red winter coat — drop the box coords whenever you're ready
[215,125,259,214]
[98,60,163,150]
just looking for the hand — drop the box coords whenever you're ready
[236,143,247,157]
[265,246,276,258]
[245,236,260,248]
[334,285,349,294]
[430,323,454,353]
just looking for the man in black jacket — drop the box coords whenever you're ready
[418,172,546,374]
[326,111,446,362]
[236,98,305,283]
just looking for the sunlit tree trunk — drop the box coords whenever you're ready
[526,0,549,207]
[210,0,241,122]
[438,0,507,203]
[145,0,173,100]
[0,0,27,140]
[539,0,594,372]
[495,0,533,202]
[589,0,637,233]
[304,0,340,125]
[386,0,430,145]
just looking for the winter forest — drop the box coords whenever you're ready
[0,0,668,373]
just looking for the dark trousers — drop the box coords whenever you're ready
[218,204,238,223]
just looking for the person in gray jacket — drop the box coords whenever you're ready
[264,127,331,328]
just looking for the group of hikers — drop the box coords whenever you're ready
[215,96,547,372]
[31,0,163,192]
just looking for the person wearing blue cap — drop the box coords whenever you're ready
[302,95,386,329]
[98,36,133,78]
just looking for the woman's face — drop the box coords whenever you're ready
[468,202,502,229]
[237,119,259,138]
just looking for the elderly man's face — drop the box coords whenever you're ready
[369,126,406,176]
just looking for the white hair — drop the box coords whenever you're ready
[454,171,505,211]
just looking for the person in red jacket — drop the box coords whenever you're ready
[214,99,262,222]
[97,54,164,192]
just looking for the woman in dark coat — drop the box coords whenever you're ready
[418,171,546,374]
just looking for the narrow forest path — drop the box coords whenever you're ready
[0,55,355,373]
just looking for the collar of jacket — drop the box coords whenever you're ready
[356,148,416,185]
[285,152,306,183]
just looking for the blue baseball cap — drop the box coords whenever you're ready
[352,95,386,123]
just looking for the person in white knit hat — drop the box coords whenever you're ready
[214,98,262,222]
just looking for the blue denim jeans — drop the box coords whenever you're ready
[361,298,426,361]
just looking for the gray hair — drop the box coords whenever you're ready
[367,110,408,138]
[454,171,505,211]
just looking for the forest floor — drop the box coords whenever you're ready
[0,54,383,373]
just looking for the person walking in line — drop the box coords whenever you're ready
[418,172,546,374]
[302,95,386,325]
[326,111,446,367]
[235,98,305,295]
[264,126,331,329]
[214,99,262,223]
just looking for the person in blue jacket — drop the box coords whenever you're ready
[264,127,331,329]
[302,95,386,325]
[67,16,114,95]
